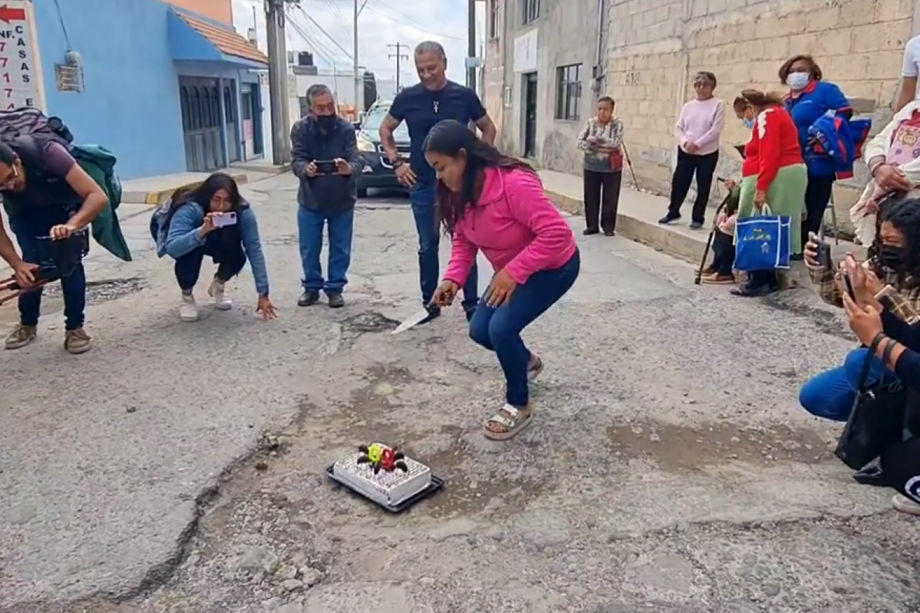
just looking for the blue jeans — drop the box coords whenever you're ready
[298,206,354,293]
[799,348,898,421]
[10,207,86,331]
[469,250,580,406]
[410,181,478,312]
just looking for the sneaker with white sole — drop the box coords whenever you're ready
[893,493,920,516]
[208,278,232,310]
[5,324,36,350]
[179,294,199,322]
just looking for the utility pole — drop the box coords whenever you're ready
[266,0,291,164]
[387,43,409,92]
[466,0,476,93]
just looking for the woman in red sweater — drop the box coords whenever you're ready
[731,89,807,296]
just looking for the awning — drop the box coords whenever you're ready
[168,9,268,68]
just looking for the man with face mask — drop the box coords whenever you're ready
[291,84,361,309]
[379,41,497,324]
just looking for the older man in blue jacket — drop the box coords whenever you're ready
[291,84,361,308]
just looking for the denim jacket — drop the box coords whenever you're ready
[164,202,270,296]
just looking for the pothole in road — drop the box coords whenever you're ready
[341,311,399,333]
[606,420,832,470]
[42,276,148,304]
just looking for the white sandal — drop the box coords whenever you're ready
[483,403,533,441]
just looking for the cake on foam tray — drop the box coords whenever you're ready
[332,443,432,507]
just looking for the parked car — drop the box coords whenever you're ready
[355,100,411,198]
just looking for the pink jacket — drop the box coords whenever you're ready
[443,167,577,286]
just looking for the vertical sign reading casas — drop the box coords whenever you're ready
[0,1,46,110]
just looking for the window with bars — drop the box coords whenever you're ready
[523,0,540,24]
[555,64,582,121]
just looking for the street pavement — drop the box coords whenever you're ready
[1,172,919,613]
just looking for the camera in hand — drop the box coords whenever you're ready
[314,160,337,174]
[213,211,238,228]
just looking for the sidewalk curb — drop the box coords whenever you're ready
[123,172,249,206]
[545,188,708,264]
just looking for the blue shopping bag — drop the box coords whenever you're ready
[734,207,791,271]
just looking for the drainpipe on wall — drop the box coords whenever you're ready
[592,0,605,97]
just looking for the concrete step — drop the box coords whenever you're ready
[538,169,866,276]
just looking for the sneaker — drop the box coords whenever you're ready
[179,294,199,322]
[208,278,232,310]
[658,214,680,225]
[327,292,345,308]
[298,290,320,307]
[64,328,92,354]
[690,221,704,230]
[604,230,616,237]
[892,493,920,516]
[5,324,36,350]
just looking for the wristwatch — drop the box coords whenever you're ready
[390,157,405,168]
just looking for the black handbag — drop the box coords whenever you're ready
[834,337,908,470]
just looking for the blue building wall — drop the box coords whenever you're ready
[32,0,186,179]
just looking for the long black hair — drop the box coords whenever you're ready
[172,172,247,213]
[424,119,535,234]
[868,190,920,289]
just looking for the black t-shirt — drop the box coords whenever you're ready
[388,80,486,183]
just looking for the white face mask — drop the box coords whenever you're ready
[786,72,810,91]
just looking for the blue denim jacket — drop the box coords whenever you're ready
[164,202,270,296]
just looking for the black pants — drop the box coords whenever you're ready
[667,148,719,224]
[881,437,920,504]
[583,170,622,233]
[802,173,834,248]
[174,227,247,291]
[710,231,735,275]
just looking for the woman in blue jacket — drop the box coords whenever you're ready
[780,54,851,252]
[163,173,276,322]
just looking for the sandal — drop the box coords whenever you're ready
[483,404,533,441]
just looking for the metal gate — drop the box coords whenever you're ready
[179,77,224,172]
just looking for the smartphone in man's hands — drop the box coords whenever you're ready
[314,160,337,174]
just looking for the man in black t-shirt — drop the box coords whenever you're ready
[380,40,496,323]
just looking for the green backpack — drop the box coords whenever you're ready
[71,144,132,262]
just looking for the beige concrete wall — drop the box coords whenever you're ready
[168,0,234,25]
[606,0,913,227]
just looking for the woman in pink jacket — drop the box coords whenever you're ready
[427,120,580,440]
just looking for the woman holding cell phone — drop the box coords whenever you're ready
[161,172,276,322]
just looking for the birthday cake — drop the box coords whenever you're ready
[332,443,432,507]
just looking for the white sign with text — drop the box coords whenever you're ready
[0,1,45,110]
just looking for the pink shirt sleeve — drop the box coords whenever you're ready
[443,223,478,287]
[503,171,575,284]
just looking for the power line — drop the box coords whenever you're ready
[363,1,462,41]
[286,11,344,68]
[295,4,354,60]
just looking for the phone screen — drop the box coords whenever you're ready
[843,274,856,300]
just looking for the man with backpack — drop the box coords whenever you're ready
[0,138,108,353]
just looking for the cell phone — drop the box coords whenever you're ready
[815,227,832,268]
[314,160,337,174]
[842,272,857,301]
[213,211,238,227]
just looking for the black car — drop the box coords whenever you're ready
[355,101,411,198]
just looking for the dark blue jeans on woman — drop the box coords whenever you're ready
[799,348,898,421]
[469,250,580,407]
[10,206,86,331]
[174,226,247,290]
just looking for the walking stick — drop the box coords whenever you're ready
[621,142,640,191]
[695,178,732,285]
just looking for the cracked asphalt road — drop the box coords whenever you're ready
[2,173,919,613]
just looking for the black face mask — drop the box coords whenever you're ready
[880,244,904,270]
[315,115,336,131]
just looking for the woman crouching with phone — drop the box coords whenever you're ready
[426,119,580,441]
[161,173,276,322]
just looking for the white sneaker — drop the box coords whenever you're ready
[179,294,199,322]
[892,493,920,516]
[208,277,232,310]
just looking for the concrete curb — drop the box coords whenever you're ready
[123,172,249,206]
[545,187,710,265]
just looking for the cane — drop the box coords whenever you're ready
[694,178,732,285]
[622,142,640,191]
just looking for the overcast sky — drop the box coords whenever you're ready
[230,0,485,84]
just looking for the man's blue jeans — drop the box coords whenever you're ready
[298,206,354,293]
[409,181,478,312]
[10,207,86,331]
[469,250,580,406]
[799,348,898,421]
